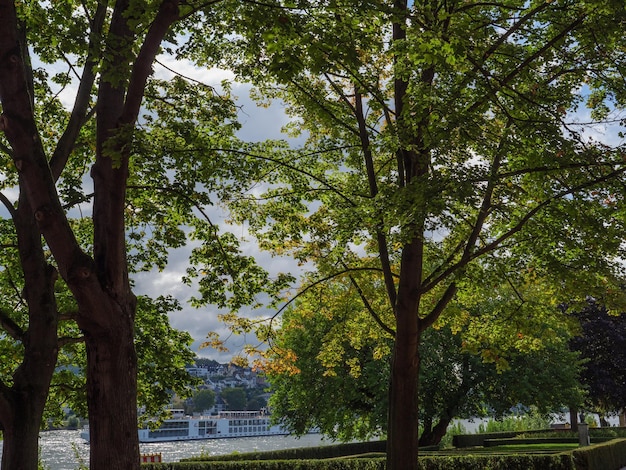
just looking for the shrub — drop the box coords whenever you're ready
[572,438,626,470]
[183,442,387,462]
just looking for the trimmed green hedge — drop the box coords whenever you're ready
[418,454,574,470]
[143,455,572,470]
[454,427,626,448]
[453,431,519,448]
[143,459,386,470]
[182,441,387,462]
[483,437,614,446]
[572,438,626,470]
[142,437,626,470]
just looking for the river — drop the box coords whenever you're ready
[0,430,332,470]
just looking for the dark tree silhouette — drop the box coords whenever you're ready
[570,300,626,420]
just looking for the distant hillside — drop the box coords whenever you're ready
[192,358,222,368]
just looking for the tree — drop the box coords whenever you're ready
[246,395,267,412]
[0,0,288,467]
[265,274,585,446]
[192,389,216,413]
[569,299,626,421]
[0,194,60,470]
[197,2,626,467]
[221,387,247,410]
[0,1,179,465]
[0,217,197,469]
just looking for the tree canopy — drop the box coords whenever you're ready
[194,1,626,467]
[265,274,585,445]
[569,299,626,417]
[192,389,217,413]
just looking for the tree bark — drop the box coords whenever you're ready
[0,194,60,470]
[386,240,423,470]
[570,407,578,433]
[419,417,453,448]
[81,302,139,468]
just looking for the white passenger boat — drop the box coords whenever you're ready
[80,409,289,443]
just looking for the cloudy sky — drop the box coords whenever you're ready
[130,57,302,363]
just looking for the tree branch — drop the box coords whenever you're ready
[49,0,109,180]
[423,164,626,293]
[0,307,24,340]
[347,272,395,338]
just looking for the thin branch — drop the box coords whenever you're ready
[289,78,360,138]
[466,15,586,116]
[50,0,108,180]
[144,145,359,206]
[462,121,511,260]
[423,165,626,292]
[154,58,218,92]
[355,89,397,307]
[0,191,16,218]
[267,266,397,322]
[0,308,24,340]
[419,282,458,333]
[347,272,395,337]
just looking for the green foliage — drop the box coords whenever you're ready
[143,461,386,470]
[152,439,626,470]
[183,441,387,462]
[477,412,552,434]
[221,387,247,410]
[135,295,201,421]
[191,5,626,450]
[192,389,216,413]
[4,0,626,468]
[265,276,390,441]
[265,272,584,443]
[572,438,626,470]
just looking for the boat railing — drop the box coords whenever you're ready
[216,410,267,419]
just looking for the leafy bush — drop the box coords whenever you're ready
[144,455,573,470]
[525,427,626,440]
[572,438,626,470]
[477,413,551,433]
[183,442,387,462]
[143,459,386,469]
[453,431,519,448]
[418,454,573,470]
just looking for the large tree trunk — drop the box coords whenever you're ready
[387,336,421,470]
[1,414,40,470]
[0,194,60,470]
[1,390,48,470]
[419,417,452,448]
[81,302,139,468]
[386,241,423,470]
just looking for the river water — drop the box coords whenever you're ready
[0,430,331,470]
